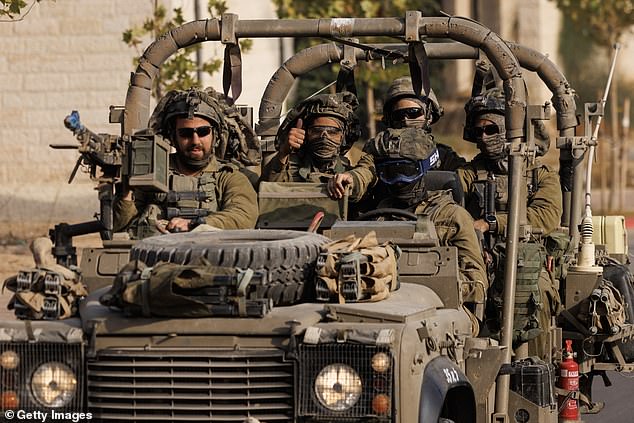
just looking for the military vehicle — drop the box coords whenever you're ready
[1,11,633,423]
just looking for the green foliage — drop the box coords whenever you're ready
[0,0,27,17]
[553,0,634,45]
[123,0,251,99]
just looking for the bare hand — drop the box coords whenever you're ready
[473,219,490,233]
[327,173,353,199]
[166,217,191,233]
[279,118,304,158]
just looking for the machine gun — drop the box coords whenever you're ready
[48,111,170,266]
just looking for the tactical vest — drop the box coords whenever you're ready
[291,154,347,183]
[134,169,220,239]
[467,166,538,220]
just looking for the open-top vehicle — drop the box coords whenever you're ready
[1,11,633,423]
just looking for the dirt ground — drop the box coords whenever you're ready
[0,233,102,321]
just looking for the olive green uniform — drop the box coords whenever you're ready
[457,155,562,236]
[376,190,488,306]
[114,155,258,236]
[261,151,376,202]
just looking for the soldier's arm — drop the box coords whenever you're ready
[206,169,259,229]
[434,204,489,302]
[526,166,562,235]
[112,195,137,232]
[260,152,293,182]
[456,167,474,196]
[347,153,377,201]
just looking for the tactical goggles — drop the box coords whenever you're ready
[176,126,213,138]
[377,150,439,185]
[306,125,343,137]
[473,124,500,137]
[392,107,425,121]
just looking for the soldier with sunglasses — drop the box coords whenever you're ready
[113,88,258,238]
[457,87,561,237]
[382,76,466,171]
[261,91,375,203]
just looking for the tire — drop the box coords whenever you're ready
[130,229,331,306]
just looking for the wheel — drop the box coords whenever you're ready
[356,207,418,221]
[130,229,331,306]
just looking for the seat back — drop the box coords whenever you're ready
[424,170,464,205]
[257,182,348,230]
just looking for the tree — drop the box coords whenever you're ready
[1,0,40,21]
[274,0,442,138]
[123,0,252,99]
[553,0,634,211]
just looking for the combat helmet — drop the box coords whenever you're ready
[383,76,443,127]
[277,91,360,153]
[463,87,506,142]
[149,88,226,142]
[364,127,439,185]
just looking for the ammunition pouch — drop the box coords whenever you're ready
[315,231,399,303]
[488,242,547,344]
[3,265,87,320]
[100,258,272,317]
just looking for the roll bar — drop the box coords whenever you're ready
[123,12,528,418]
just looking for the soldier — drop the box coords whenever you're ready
[113,88,259,238]
[328,77,465,199]
[383,76,466,171]
[458,87,562,357]
[261,91,375,202]
[457,87,562,237]
[351,127,488,320]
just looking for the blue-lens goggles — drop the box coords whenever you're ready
[377,149,439,185]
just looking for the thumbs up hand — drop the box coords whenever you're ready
[279,118,305,158]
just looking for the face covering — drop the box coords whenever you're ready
[305,134,342,168]
[385,178,427,208]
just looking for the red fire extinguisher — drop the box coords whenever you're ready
[558,339,580,422]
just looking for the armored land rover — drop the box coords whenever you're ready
[2,11,634,423]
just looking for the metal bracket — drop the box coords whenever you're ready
[220,13,238,45]
[525,103,551,164]
[405,10,422,42]
[340,38,358,70]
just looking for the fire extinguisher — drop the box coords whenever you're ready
[558,339,580,422]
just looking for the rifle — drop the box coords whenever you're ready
[48,111,169,266]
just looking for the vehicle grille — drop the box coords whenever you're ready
[298,343,393,420]
[0,342,84,412]
[87,349,294,422]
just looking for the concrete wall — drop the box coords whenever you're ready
[0,0,283,238]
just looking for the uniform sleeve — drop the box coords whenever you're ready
[434,204,489,302]
[260,153,294,182]
[348,152,377,202]
[112,197,138,232]
[206,170,259,229]
[526,166,562,235]
[456,167,475,196]
[495,166,562,236]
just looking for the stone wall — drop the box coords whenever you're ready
[0,0,283,238]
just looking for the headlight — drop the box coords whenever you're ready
[30,362,77,408]
[314,364,362,411]
[0,350,19,370]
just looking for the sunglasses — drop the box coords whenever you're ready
[473,124,500,137]
[392,107,424,121]
[176,126,213,138]
[306,125,343,137]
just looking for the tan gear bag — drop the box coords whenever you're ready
[315,231,399,303]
